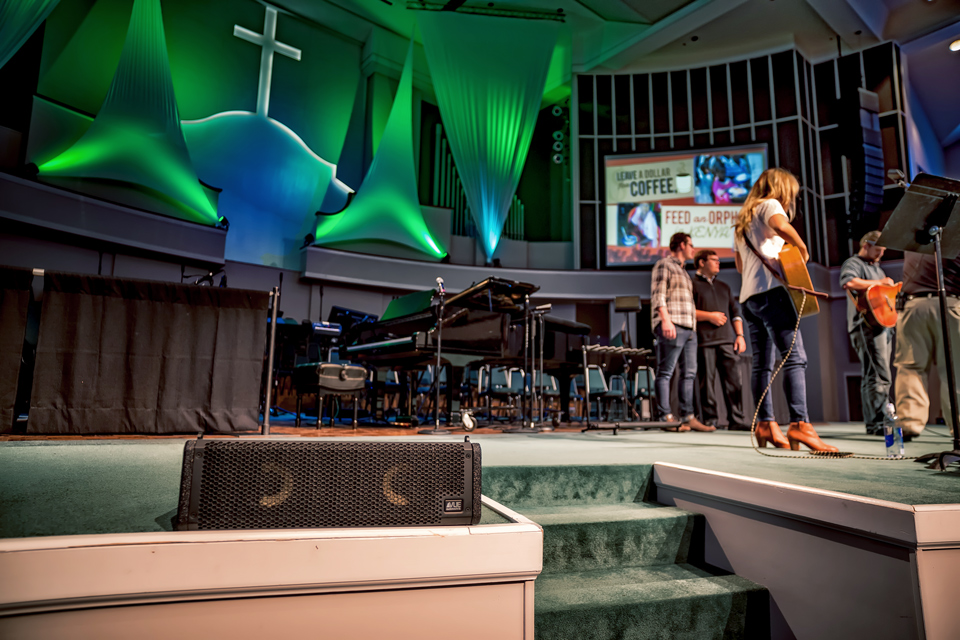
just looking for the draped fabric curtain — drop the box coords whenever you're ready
[28,273,269,434]
[37,0,219,225]
[0,268,33,433]
[315,40,445,260]
[0,0,60,69]
[418,12,558,260]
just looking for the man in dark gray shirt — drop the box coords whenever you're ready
[894,250,960,438]
[841,231,896,435]
[691,249,747,430]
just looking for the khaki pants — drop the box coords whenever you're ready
[894,296,960,434]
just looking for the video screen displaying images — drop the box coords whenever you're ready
[604,145,767,266]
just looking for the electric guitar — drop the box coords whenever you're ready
[854,282,901,329]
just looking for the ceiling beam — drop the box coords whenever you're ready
[843,0,887,40]
[803,0,882,44]
[579,0,749,73]
[900,18,960,53]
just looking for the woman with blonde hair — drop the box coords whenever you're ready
[734,168,837,452]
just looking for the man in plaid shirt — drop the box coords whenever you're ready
[651,232,714,432]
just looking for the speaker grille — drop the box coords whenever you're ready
[179,441,478,530]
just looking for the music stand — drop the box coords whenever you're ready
[614,296,641,348]
[878,173,960,470]
[502,295,541,433]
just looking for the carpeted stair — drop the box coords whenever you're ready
[484,465,769,640]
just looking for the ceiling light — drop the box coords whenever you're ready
[950,39,960,52]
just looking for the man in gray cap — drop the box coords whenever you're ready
[840,230,896,435]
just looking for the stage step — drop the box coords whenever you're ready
[520,503,698,574]
[484,465,769,639]
[534,563,769,640]
[482,464,653,509]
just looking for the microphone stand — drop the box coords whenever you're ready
[503,295,540,433]
[535,308,553,431]
[262,285,279,435]
[419,281,451,435]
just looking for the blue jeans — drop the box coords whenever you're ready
[742,288,809,423]
[654,324,697,419]
[851,324,892,430]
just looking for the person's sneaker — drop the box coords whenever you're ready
[684,416,716,432]
[660,413,690,432]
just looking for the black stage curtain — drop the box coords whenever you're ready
[0,267,33,433]
[28,273,269,434]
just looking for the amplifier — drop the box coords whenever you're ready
[176,439,482,530]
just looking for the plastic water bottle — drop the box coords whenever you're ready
[883,403,904,458]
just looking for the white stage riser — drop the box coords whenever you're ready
[0,582,533,640]
[0,497,541,640]
[653,463,960,640]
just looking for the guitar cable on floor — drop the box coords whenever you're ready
[748,290,920,462]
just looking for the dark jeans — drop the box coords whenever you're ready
[850,324,892,429]
[698,342,746,427]
[742,288,809,423]
[654,324,697,419]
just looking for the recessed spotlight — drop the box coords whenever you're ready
[950,39,960,52]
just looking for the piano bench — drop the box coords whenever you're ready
[292,363,368,429]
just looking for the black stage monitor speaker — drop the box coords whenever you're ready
[847,88,885,220]
[176,440,482,530]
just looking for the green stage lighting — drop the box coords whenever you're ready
[314,40,446,260]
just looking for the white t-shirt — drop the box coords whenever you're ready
[736,199,787,303]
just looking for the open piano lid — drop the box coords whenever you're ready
[445,277,540,314]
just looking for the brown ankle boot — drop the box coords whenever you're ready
[755,420,790,448]
[787,422,839,452]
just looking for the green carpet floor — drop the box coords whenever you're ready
[9,428,947,638]
[1,424,957,539]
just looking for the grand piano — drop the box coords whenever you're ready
[340,277,591,425]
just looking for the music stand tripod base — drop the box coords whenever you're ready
[580,420,683,435]
[418,426,451,435]
[502,420,541,434]
[914,450,960,471]
[581,421,620,435]
[501,425,541,434]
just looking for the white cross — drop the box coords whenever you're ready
[234,6,301,117]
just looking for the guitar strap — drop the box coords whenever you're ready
[845,288,869,324]
[741,234,788,286]
[845,289,860,308]
[741,234,808,322]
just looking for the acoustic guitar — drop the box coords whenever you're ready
[778,244,828,319]
[855,282,901,329]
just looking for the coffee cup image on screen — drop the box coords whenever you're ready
[618,202,661,247]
